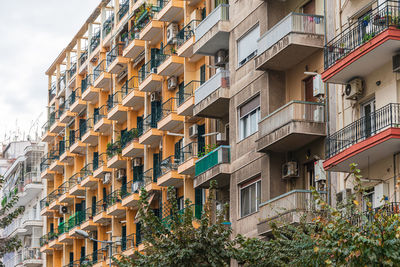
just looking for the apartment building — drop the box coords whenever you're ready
[323,0,400,210]
[0,141,45,267]
[39,0,334,266]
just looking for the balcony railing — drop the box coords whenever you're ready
[123,27,140,48]
[22,248,42,261]
[143,168,160,186]
[106,140,122,159]
[258,12,324,57]
[106,43,124,68]
[195,4,229,41]
[160,204,203,227]
[58,74,66,93]
[94,199,107,216]
[67,87,82,106]
[90,29,101,52]
[195,145,230,176]
[93,60,106,81]
[40,232,53,246]
[123,233,141,251]
[79,49,88,66]
[94,152,107,171]
[105,190,122,207]
[121,128,141,148]
[177,20,201,48]
[142,113,160,133]
[58,221,67,235]
[195,70,230,105]
[160,155,179,176]
[81,250,105,265]
[139,58,161,83]
[81,74,94,94]
[179,142,198,164]
[122,76,139,98]
[177,80,200,106]
[80,118,95,136]
[67,63,77,80]
[103,15,114,39]
[67,211,85,231]
[121,178,144,198]
[159,97,177,120]
[259,100,325,137]
[324,1,400,69]
[326,103,400,158]
[107,90,124,111]
[118,0,129,21]
[94,105,108,125]
[157,44,177,66]
[49,83,56,101]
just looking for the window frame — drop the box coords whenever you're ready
[238,96,261,141]
[239,179,261,218]
[237,24,259,68]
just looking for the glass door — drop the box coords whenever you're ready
[362,99,376,138]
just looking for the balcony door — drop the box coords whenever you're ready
[304,76,317,102]
[302,0,315,14]
[362,99,376,138]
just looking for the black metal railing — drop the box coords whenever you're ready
[68,87,82,106]
[179,142,198,164]
[324,1,400,69]
[142,113,160,133]
[90,29,101,52]
[67,63,77,80]
[348,202,400,226]
[107,90,124,111]
[326,103,400,158]
[121,128,141,148]
[107,140,122,158]
[159,97,177,120]
[106,43,124,68]
[177,20,201,48]
[81,74,94,94]
[94,152,107,171]
[160,155,179,176]
[138,58,162,83]
[94,105,108,125]
[103,15,114,39]
[118,0,129,21]
[122,76,139,99]
[79,49,88,66]
[176,80,200,106]
[157,44,177,66]
[105,190,122,207]
[94,60,106,81]
[49,83,56,101]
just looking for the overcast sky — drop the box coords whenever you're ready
[0,0,99,144]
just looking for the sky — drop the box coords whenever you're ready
[0,0,99,144]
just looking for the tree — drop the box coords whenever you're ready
[234,164,400,266]
[115,180,234,267]
[0,175,25,266]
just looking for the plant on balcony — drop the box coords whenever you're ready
[234,164,400,266]
[197,144,219,158]
[0,175,25,265]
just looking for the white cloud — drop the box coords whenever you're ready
[0,0,99,142]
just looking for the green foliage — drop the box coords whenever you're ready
[197,144,219,158]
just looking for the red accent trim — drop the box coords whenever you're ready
[323,128,400,170]
[322,28,400,82]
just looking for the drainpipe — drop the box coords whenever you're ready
[323,0,332,205]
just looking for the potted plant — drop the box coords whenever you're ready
[131,128,139,142]
[363,15,370,27]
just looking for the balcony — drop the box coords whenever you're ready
[93,200,112,224]
[157,46,184,77]
[40,157,55,180]
[18,248,43,266]
[20,171,44,201]
[121,179,144,207]
[257,101,326,153]
[117,0,129,23]
[123,28,146,59]
[69,87,86,114]
[102,15,114,46]
[80,250,106,266]
[59,101,76,124]
[106,190,126,217]
[143,168,161,192]
[255,13,324,71]
[39,198,53,217]
[48,83,56,103]
[80,207,97,231]
[324,103,400,172]
[178,142,198,175]
[41,121,56,143]
[40,233,57,253]
[323,2,400,83]
[79,165,97,189]
[78,49,88,74]
[193,4,229,55]
[47,188,63,211]
[194,145,230,188]
[57,221,73,244]
[193,70,230,118]
[81,118,100,146]
[121,128,144,157]
[48,148,63,173]
[81,74,101,104]
[139,114,163,146]
[157,0,184,22]
[176,80,201,116]
[57,74,66,97]
[106,43,129,74]
[94,105,112,134]
[49,112,65,134]
[93,153,112,178]
[122,76,145,110]
[122,233,140,256]
[58,181,74,204]
[67,211,85,237]
[158,97,184,132]
[67,62,77,87]
[177,20,202,61]
[107,141,127,169]
[257,190,326,236]
[138,60,163,92]
[107,91,129,123]
[157,156,184,187]
[68,173,85,196]
[69,129,86,154]
[140,19,164,44]
[93,60,112,91]
[89,29,101,58]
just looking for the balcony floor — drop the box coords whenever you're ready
[193,21,230,56]
[194,163,230,188]
[193,87,229,118]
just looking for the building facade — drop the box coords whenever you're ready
[0,141,45,267]
[39,0,336,266]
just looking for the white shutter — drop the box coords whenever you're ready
[237,25,259,66]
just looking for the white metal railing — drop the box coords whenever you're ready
[257,13,324,55]
[194,70,230,105]
[195,4,229,41]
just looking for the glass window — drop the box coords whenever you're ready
[237,25,259,67]
[239,96,260,140]
[240,180,261,217]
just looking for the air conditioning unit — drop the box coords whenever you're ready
[132,157,142,167]
[373,183,389,209]
[117,169,126,181]
[393,54,400,72]
[216,132,226,143]
[151,92,160,102]
[282,161,299,179]
[189,124,198,138]
[115,237,122,245]
[214,49,228,67]
[336,189,352,204]
[167,76,177,91]
[314,106,324,122]
[167,23,178,44]
[103,172,111,184]
[314,160,326,182]
[60,206,68,214]
[345,78,364,100]
[150,67,157,74]
[313,74,324,97]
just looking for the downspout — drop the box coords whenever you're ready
[323,0,332,205]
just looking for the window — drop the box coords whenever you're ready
[237,25,259,67]
[240,180,261,217]
[239,95,260,140]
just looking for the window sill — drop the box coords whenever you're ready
[237,131,258,145]
[236,53,257,71]
[238,210,259,221]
